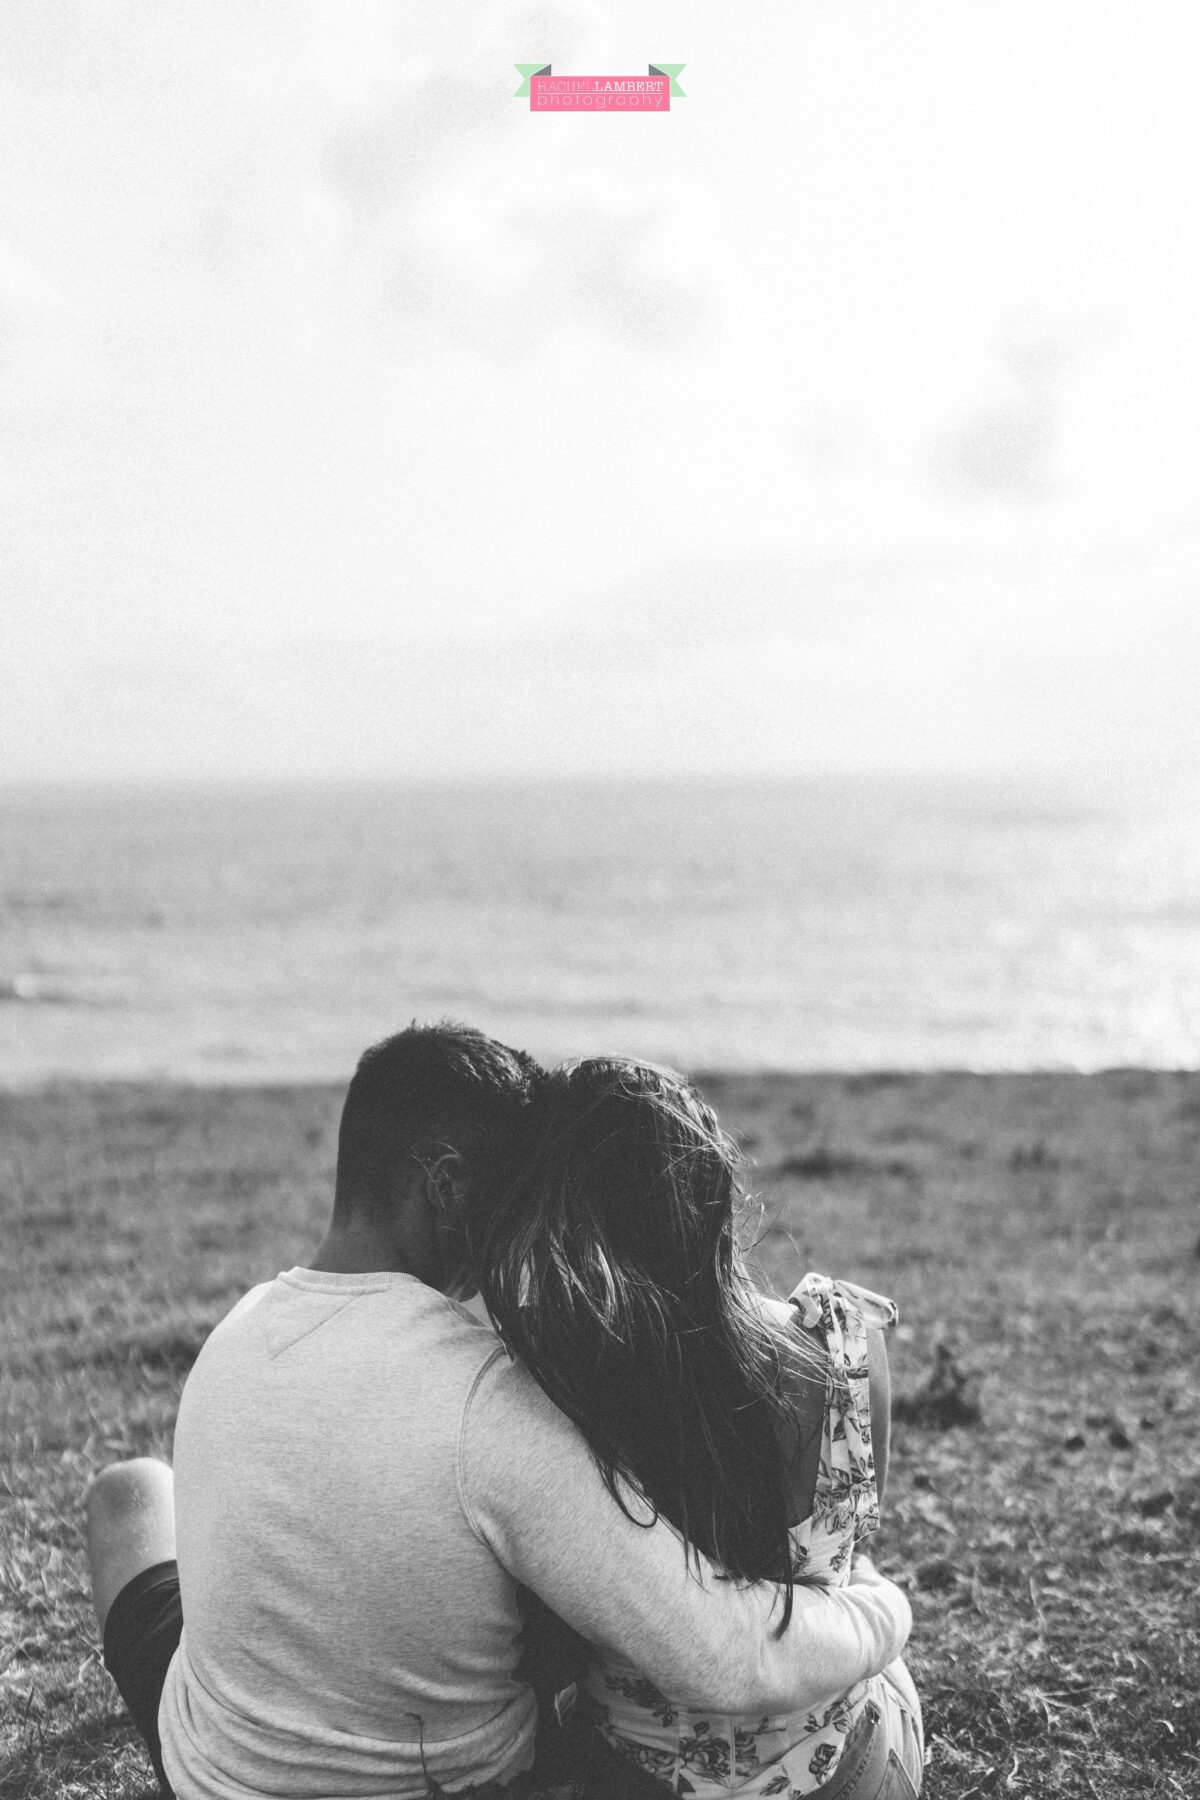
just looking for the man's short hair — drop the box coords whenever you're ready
[335,1021,542,1215]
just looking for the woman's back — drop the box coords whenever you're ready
[473,1060,815,1607]
[578,1273,897,1798]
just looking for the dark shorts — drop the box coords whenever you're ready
[101,1559,184,1797]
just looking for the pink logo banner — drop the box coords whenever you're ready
[515,65,685,112]
[532,73,668,111]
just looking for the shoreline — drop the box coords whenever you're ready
[3,1063,1199,1094]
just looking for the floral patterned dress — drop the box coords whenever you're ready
[580,1274,898,1798]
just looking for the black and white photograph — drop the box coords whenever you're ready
[2,6,1198,1797]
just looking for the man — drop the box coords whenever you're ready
[87,1023,912,1799]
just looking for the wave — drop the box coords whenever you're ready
[0,975,124,1008]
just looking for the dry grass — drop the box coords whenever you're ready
[2,1072,1199,1797]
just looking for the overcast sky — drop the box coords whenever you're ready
[3,1,1199,787]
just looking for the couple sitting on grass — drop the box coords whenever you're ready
[87,1023,923,1800]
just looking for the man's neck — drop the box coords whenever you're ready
[308,1223,419,1279]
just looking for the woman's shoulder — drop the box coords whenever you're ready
[786,1272,899,1335]
[756,1291,827,1384]
[758,1291,803,1332]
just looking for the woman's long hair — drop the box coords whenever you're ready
[470,1058,819,1631]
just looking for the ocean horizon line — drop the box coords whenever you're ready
[3,1059,1197,1095]
[0,767,1165,803]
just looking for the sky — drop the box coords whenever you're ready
[3,0,1199,787]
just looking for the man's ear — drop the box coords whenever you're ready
[424,1148,470,1223]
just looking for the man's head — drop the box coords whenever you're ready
[331,1021,543,1294]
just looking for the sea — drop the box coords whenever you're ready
[2,775,1199,1084]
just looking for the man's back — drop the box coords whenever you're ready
[160,1268,536,1799]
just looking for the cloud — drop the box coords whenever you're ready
[929,325,1070,501]
[490,188,707,351]
[327,100,712,358]
[594,549,967,648]
[503,1,603,69]
[309,13,714,359]
[930,398,1056,500]
[325,72,509,210]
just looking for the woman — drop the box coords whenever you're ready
[472,1058,923,1800]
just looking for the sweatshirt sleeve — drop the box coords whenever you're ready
[458,1350,911,1716]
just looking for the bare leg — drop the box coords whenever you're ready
[86,1458,176,1634]
[866,1326,891,1508]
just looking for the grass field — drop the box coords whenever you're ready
[2,1071,1199,1798]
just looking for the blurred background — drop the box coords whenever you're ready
[3,0,1199,1079]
